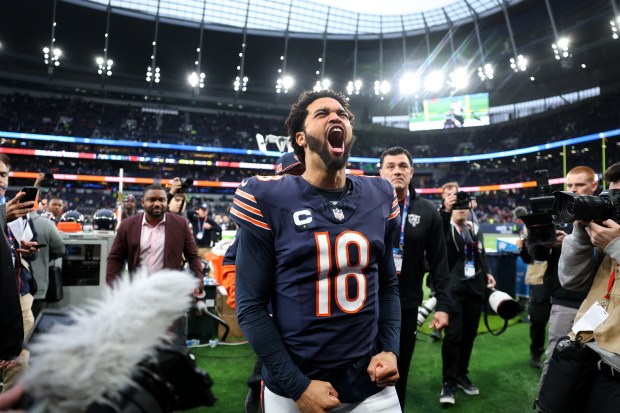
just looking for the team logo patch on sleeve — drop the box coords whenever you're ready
[292,209,316,232]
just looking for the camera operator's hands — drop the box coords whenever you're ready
[5,192,35,222]
[169,177,183,196]
[443,192,457,212]
[585,219,620,250]
[367,351,399,387]
[430,310,449,331]
[296,380,340,413]
[0,383,26,412]
[486,273,496,289]
[554,230,568,247]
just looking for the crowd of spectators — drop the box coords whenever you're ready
[1,89,619,223]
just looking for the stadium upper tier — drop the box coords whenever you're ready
[1,91,619,162]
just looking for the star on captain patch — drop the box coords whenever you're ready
[408,214,421,227]
[332,208,345,221]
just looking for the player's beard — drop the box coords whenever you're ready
[305,131,356,172]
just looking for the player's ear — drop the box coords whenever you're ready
[295,131,306,147]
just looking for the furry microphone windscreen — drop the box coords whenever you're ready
[20,269,197,413]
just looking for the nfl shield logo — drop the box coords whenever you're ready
[408,214,421,227]
[332,208,345,221]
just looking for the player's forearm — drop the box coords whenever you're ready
[237,305,311,400]
[377,271,401,355]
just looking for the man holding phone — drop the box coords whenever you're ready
[0,154,40,392]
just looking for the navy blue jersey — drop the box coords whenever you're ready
[231,174,400,371]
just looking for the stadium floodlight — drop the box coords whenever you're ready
[448,67,469,92]
[477,63,494,82]
[188,71,205,88]
[509,55,527,72]
[276,75,294,94]
[146,66,160,83]
[424,71,444,92]
[313,79,332,92]
[552,37,570,60]
[43,46,62,67]
[399,72,419,95]
[234,76,248,92]
[611,19,618,39]
[96,56,113,77]
[346,79,362,95]
[373,80,391,96]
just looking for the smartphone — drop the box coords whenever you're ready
[20,186,39,203]
[32,243,47,249]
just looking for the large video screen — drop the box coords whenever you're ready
[409,92,490,131]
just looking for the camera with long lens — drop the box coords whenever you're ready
[417,296,437,327]
[178,177,194,193]
[452,191,472,210]
[552,189,620,225]
[521,170,559,246]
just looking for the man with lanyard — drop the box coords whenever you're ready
[0,154,41,392]
[379,146,451,411]
[191,203,221,258]
[440,190,496,405]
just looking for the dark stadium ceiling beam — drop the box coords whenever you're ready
[95,0,113,84]
[611,0,619,39]
[275,0,293,94]
[44,0,61,78]
[233,0,250,95]
[145,0,161,91]
[188,0,207,91]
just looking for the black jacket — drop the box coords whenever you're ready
[442,210,491,301]
[522,241,587,308]
[394,186,451,312]
[0,204,24,360]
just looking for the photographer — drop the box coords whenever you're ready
[534,166,597,383]
[439,187,496,405]
[549,162,620,410]
[189,203,221,257]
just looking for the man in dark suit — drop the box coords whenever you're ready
[106,184,204,291]
[0,192,35,374]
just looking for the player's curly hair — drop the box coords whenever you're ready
[285,90,354,165]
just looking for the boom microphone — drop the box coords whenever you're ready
[19,269,198,413]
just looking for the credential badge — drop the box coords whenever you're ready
[332,208,345,221]
[408,214,421,227]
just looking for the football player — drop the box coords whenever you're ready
[230,90,401,412]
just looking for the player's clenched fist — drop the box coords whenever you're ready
[296,380,340,413]
[368,351,400,387]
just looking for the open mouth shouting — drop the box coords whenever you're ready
[326,123,345,156]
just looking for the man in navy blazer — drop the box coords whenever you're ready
[106,184,203,292]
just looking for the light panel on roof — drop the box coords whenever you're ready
[77,0,522,38]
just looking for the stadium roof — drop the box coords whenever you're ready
[67,0,523,39]
[0,0,618,115]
